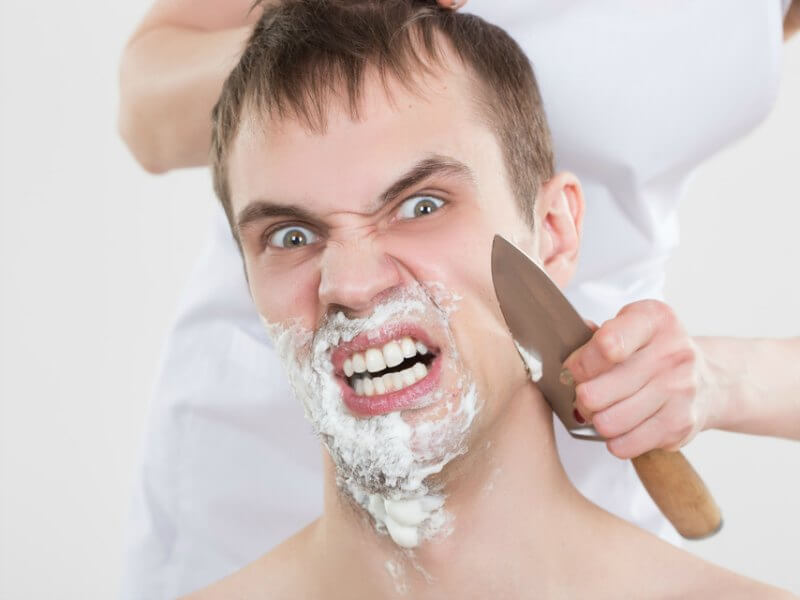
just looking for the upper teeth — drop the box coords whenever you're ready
[343,336,429,377]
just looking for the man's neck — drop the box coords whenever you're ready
[314,385,603,597]
[196,387,785,599]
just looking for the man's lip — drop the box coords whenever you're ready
[339,354,443,416]
[330,322,440,374]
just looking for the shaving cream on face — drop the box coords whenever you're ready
[263,282,479,550]
[514,342,543,383]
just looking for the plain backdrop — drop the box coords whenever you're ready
[0,1,798,598]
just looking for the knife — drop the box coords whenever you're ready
[491,234,722,540]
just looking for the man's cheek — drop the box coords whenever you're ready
[384,206,476,261]
[252,271,316,326]
[394,236,479,288]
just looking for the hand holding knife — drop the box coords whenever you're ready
[491,234,722,539]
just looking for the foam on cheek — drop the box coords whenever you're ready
[514,342,543,383]
[261,282,479,554]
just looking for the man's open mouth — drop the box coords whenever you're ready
[344,336,436,396]
[332,325,443,415]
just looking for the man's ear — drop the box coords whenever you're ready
[535,172,584,287]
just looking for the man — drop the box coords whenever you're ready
[179,1,793,597]
[119,0,800,596]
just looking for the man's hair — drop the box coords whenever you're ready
[211,0,554,233]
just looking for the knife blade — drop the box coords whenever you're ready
[490,234,722,539]
[490,234,600,439]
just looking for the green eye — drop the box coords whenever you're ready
[397,195,445,220]
[268,225,317,248]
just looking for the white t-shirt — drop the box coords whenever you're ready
[120,1,789,598]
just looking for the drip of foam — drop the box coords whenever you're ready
[514,342,543,383]
[384,559,409,595]
[262,282,479,551]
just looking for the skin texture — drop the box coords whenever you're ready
[118,0,263,172]
[180,54,796,599]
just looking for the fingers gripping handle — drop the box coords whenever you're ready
[631,449,723,539]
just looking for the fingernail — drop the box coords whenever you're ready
[559,368,574,387]
[572,406,586,424]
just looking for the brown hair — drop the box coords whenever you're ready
[211,0,554,233]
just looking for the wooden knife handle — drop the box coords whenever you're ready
[630,448,722,540]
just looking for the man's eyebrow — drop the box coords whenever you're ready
[236,203,321,236]
[374,154,475,212]
[235,154,475,234]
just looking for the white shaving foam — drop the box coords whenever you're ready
[262,282,479,552]
[384,559,409,595]
[514,342,543,383]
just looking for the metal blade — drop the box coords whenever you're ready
[491,234,602,440]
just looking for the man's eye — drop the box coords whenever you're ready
[267,225,318,249]
[396,195,445,220]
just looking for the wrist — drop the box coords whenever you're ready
[694,337,746,432]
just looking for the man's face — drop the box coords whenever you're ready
[228,60,539,470]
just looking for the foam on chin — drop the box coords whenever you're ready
[262,282,479,550]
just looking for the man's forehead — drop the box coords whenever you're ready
[231,52,480,152]
[228,64,493,218]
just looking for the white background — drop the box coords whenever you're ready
[0,1,798,598]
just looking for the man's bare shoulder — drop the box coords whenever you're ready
[676,561,797,600]
[625,533,796,599]
[579,509,797,600]
[180,520,321,600]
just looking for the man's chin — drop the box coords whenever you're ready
[326,375,479,497]
[408,380,479,459]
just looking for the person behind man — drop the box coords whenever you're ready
[118,0,800,596]
[176,1,795,597]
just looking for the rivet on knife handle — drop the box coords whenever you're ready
[631,448,723,539]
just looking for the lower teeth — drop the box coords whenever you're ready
[353,360,429,396]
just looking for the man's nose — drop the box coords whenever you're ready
[318,237,401,315]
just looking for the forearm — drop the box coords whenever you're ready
[698,336,800,439]
[118,24,252,173]
[785,0,800,40]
